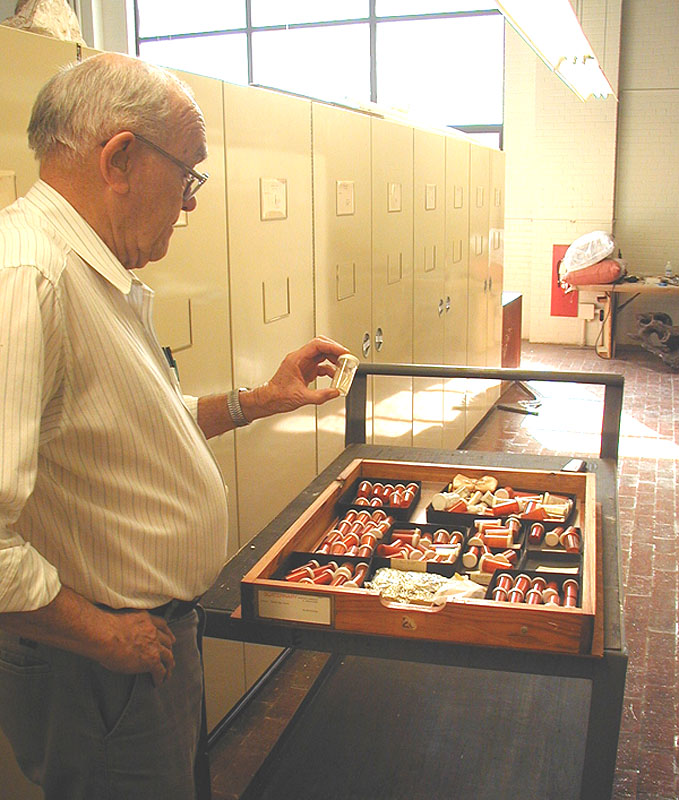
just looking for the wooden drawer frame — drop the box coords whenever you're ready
[240,458,601,656]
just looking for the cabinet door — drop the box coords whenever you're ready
[444,135,471,448]
[371,117,414,446]
[0,28,78,202]
[141,71,245,729]
[413,128,446,449]
[223,84,316,544]
[488,148,505,370]
[466,144,492,434]
[312,102,372,470]
[143,69,236,550]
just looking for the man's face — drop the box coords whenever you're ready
[125,107,207,269]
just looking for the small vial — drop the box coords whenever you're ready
[331,353,360,396]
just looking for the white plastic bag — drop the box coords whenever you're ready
[560,231,615,278]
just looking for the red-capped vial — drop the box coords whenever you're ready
[507,516,522,535]
[311,569,335,585]
[403,489,416,506]
[356,480,372,498]
[499,549,518,566]
[492,499,521,516]
[525,588,542,605]
[528,522,545,545]
[479,553,513,573]
[353,562,369,586]
[508,587,525,603]
[462,546,481,568]
[544,526,563,547]
[542,587,560,605]
[495,573,514,592]
[330,565,353,586]
[284,564,315,582]
[392,530,419,544]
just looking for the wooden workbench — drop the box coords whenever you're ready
[577,280,679,358]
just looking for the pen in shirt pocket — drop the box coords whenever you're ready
[162,346,180,383]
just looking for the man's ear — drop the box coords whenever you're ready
[99,131,136,195]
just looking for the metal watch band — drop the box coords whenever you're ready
[226,388,250,427]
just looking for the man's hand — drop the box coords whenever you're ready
[0,587,176,686]
[197,336,352,438]
[96,610,176,686]
[248,335,351,417]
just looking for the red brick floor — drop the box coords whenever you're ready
[210,343,679,800]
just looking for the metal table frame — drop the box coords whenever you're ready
[202,365,627,800]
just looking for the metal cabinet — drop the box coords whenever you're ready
[444,134,472,448]
[371,116,414,446]
[223,83,317,544]
[312,101,372,471]
[413,127,446,449]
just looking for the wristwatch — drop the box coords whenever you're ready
[226,387,250,427]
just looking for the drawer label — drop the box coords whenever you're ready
[257,589,332,625]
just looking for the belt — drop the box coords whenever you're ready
[149,598,201,622]
[97,598,201,622]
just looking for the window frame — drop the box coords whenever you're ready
[133,0,503,144]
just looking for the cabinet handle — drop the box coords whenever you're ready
[375,327,384,352]
[488,276,493,292]
[362,332,371,358]
[445,296,451,312]
[438,299,445,316]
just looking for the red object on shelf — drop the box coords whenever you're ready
[551,244,579,317]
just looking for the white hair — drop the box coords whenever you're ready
[28,53,200,162]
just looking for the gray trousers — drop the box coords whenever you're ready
[0,609,203,800]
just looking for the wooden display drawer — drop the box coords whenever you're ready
[240,459,601,657]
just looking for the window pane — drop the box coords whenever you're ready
[453,130,501,148]
[252,24,370,104]
[377,17,504,126]
[137,0,245,39]
[252,0,367,26]
[139,34,249,85]
[377,1,497,15]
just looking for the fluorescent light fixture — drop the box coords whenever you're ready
[496,0,615,101]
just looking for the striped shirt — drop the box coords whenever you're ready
[0,181,229,612]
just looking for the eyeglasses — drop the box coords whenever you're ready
[131,132,209,205]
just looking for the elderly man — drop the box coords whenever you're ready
[0,52,347,799]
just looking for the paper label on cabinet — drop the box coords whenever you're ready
[257,589,332,625]
[260,177,288,220]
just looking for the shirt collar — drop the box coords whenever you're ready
[25,180,137,295]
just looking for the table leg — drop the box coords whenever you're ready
[579,649,628,800]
